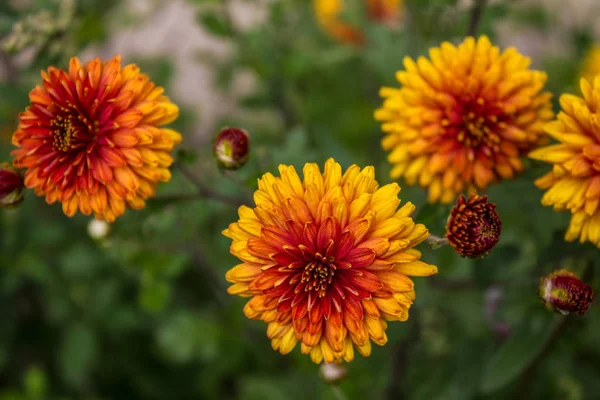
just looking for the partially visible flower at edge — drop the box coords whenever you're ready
[529,76,600,247]
[580,45,600,85]
[445,192,501,258]
[538,269,594,315]
[313,0,403,45]
[0,162,24,208]
[214,127,250,170]
[223,158,437,363]
[11,55,181,222]
[375,35,554,203]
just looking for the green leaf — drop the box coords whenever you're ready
[138,278,171,313]
[480,312,558,394]
[23,366,46,400]
[58,324,97,388]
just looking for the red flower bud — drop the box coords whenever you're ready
[213,127,249,170]
[538,269,594,315]
[445,192,501,258]
[0,162,24,208]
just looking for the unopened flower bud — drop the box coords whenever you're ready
[213,127,249,170]
[0,162,24,208]
[445,192,501,258]
[319,363,347,385]
[538,269,594,315]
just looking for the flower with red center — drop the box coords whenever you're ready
[11,55,181,222]
[529,77,600,246]
[538,269,594,315]
[0,162,24,208]
[313,0,403,45]
[375,36,554,203]
[445,192,501,258]
[213,127,250,170]
[223,158,437,363]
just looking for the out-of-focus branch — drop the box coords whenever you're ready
[467,0,487,37]
[0,50,19,84]
[175,163,252,207]
[387,310,421,399]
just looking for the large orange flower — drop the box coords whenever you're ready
[223,158,437,363]
[11,55,181,222]
[375,36,554,203]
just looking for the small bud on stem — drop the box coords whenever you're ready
[0,162,24,208]
[213,127,250,170]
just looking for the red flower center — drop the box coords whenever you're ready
[301,253,337,298]
[443,96,508,155]
[250,218,381,322]
[49,102,99,153]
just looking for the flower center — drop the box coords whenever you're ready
[444,96,506,153]
[50,102,98,152]
[51,115,77,152]
[301,252,337,298]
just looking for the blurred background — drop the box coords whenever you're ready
[1,0,600,399]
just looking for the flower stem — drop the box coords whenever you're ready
[515,260,594,398]
[426,234,449,249]
[467,0,487,37]
[176,163,251,207]
[331,386,348,400]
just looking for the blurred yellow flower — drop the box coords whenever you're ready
[530,77,600,247]
[375,36,554,203]
[313,0,402,45]
[223,158,436,363]
[11,55,181,222]
[580,45,600,84]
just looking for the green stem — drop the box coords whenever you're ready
[331,386,348,400]
[426,234,449,249]
[467,0,487,37]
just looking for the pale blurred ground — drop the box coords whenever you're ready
[85,0,271,144]
[91,0,600,142]
[3,0,600,142]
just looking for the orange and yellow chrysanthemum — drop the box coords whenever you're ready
[11,55,181,222]
[313,0,402,45]
[375,36,554,203]
[223,158,437,363]
[530,77,600,247]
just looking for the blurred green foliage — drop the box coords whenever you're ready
[1,0,599,399]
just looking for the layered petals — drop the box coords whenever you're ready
[11,55,181,221]
[530,76,600,247]
[375,35,553,203]
[224,158,437,363]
